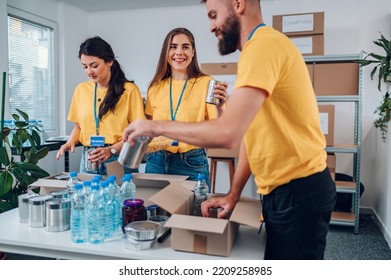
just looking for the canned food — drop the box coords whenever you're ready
[18,193,39,223]
[118,137,149,169]
[206,80,220,105]
[49,190,69,199]
[85,147,98,172]
[28,195,53,228]
[209,207,223,219]
[46,198,71,232]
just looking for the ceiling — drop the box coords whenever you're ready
[54,0,199,12]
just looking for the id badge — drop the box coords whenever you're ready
[90,136,105,147]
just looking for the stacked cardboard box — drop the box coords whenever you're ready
[273,12,324,56]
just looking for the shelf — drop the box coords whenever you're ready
[326,144,358,153]
[317,95,360,102]
[335,180,357,193]
[305,54,361,63]
[330,211,356,226]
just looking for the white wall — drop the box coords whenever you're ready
[1,0,390,245]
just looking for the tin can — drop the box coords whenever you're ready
[18,193,39,223]
[84,147,98,172]
[28,195,53,228]
[49,190,69,199]
[205,80,220,105]
[209,207,223,219]
[118,137,149,169]
[45,198,71,232]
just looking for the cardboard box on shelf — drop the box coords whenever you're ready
[273,12,324,36]
[288,34,324,56]
[318,105,335,146]
[313,63,359,95]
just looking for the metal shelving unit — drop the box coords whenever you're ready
[305,54,362,234]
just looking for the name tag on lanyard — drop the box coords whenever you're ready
[90,135,105,147]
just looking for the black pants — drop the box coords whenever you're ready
[262,168,336,260]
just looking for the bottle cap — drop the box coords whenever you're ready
[123,198,144,207]
[70,171,77,177]
[74,183,83,190]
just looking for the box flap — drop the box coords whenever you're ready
[29,179,67,189]
[149,183,193,214]
[165,214,229,234]
[230,198,262,229]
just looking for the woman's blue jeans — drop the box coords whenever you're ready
[145,148,210,190]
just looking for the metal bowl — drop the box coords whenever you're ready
[125,237,156,251]
[124,220,161,241]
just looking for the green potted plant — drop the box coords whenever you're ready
[0,108,50,213]
[357,32,391,142]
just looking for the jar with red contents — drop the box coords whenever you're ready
[121,198,146,233]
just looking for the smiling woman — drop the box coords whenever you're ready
[143,27,229,189]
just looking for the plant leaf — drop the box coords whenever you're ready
[0,172,14,196]
[0,146,11,166]
[15,108,29,121]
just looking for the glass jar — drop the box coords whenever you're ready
[122,198,146,233]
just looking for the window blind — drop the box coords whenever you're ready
[7,14,56,132]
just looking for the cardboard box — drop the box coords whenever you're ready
[289,34,324,56]
[29,168,262,257]
[313,63,359,95]
[149,187,261,257]
[318,105,335,146]
[327,152,336,181]
[29,173,100,195]
[273,12,324,36]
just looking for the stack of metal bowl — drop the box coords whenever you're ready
[124,220,161,250]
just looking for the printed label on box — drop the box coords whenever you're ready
[282,14,314,33]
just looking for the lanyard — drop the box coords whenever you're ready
[169,77,188,121]
[93,83,99,135]
[248,23,266,41]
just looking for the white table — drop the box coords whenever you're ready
[0,209,266,260]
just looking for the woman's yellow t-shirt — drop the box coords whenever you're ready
[68,80,145,146]
[145,76,217,153]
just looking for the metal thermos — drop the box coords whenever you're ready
[205,80,220,105]
[28,195,53,228]
[118,137,149,169]
[45,198,71,232]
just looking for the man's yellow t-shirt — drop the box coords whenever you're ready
[235,26,327,195]
[145,76,217,153]
[68,80,145,146]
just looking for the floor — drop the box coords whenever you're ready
[1,214,390,260]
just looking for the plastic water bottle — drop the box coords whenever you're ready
[87,183,105,244]
[99,181,115,238]
[70,183,88,243]
[66,171,80,197]
[192,173,208,216]
[107,177,122,232]
[82,180,91,198]
[120,174,136,203]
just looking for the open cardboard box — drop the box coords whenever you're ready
[28,161,262,257]
[149,183,262,257]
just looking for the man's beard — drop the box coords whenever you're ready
[217,14,240,55]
